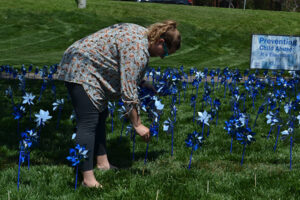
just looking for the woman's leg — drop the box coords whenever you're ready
[94,108,110,169]
[65,82,102,187]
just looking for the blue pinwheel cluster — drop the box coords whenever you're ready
[66,144,88,167]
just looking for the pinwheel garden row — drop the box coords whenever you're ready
[1,64,300,190]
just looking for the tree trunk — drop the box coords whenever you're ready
[77,0,86,9]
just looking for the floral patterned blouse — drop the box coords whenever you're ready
[56,23,150,113]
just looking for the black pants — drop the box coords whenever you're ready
[65,82,108,171]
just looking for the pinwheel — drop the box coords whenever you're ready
[5,86,14,106]
[66,144,88,190]
[281,126,294,170]
[108,101,116,133]
[22,93,35,121]
[17,129,38,190]
[191,95,196,123]
[34,66,39,79]
[18,75,26,95]
[202,84,212,110]
[266,110,282,152]
[182,80,188,102]
[236,127,256,165]
[194,71,204,99]
[225,113,246,153]
[144,120,159,164]
[35,109,52,135]
[28,64,33,78]
[13,69,18,79]
[196,111,211,137]
[213,99,221,125]
[53,99,64,129]
[185,131,203,169]
[163,118,175,156]
[13,105,26,136]
[38,80,47,102]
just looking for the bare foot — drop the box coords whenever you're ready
[97,163,118,170]
[82,170,103,188]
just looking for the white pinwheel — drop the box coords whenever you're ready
[163,118,173,133]
[35,109,52,126]
[153,96,164,111]
[266,111,279,126]
[195,71,204,80]
[52,99,64,111]
[281,128,293,136]
[284,102,292,114]
[22,93,35,105]
[196,111,211,126]
[297,114,300,124]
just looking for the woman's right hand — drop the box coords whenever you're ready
[134,124,150,142]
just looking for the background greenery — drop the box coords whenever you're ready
[1,0,300,199]
[0,0,299,70]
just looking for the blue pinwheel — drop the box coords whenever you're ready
[185,131,203,169]
[66,144,88,190]
[213,99,221,125]
[17,129,38,190]
[38,80,47,102]
[13,105,26,136]
[5,86,14,106]
[225,113,247,153]
[265,110,283,151]
[144,120,159,164]
[191,95,196,123]
[236,127,256,165]
[53,99,64,129]
[163,118,175,156]
[281,127,294,170]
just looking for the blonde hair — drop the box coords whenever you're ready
[147,20,181,50]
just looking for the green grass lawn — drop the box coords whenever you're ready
[1,0,300,199]
[0,77,300,199]
[0,0,299,70]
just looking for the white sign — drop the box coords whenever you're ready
[250,34,300,70]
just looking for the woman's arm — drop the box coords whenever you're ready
[129,107,150,142]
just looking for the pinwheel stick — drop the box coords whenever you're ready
[273,125,281,152]
[230,136,233,154]
[241,143,246,165]
[56,106,62,129]
[17,151,22,191]
[290,136,293,170]
[171,126,174,156]
[75,165,78,190]
[267,126,273,139]
[111,112,114,133]
[120,118,125,141]
[144,142,149,164]
[188,147,194,170]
